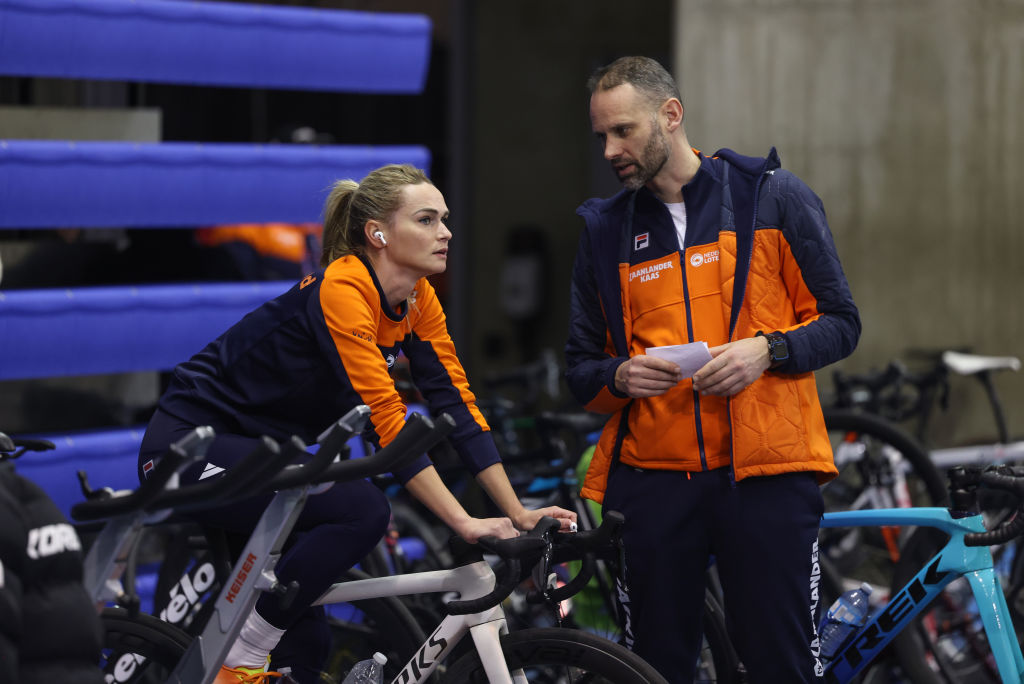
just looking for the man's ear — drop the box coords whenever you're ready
[663,98,684,132]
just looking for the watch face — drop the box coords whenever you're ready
[769,334,788,363]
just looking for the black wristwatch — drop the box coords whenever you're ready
[757,330,789,370]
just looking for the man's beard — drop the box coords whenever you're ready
[620,126,671,191]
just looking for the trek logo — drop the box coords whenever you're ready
[634,232,650,251]
[226,552,258,603]
[395,623,448,682]
[689,249,719,268]
[27,523,81,559]
[825,555,951,679]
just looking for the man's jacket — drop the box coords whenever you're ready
[566,148,860,503]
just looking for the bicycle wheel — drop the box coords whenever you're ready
[822,408,948,585]
[323,568,437,682]
[441,627,669,684]
[889,526,1018,684]
[101,606,190,684]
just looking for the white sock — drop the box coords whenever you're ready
[224,610,286,670]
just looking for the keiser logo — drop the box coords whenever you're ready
[689,249,720,268]
[27,523,81,559]
[226,552,258,603]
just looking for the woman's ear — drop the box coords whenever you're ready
[364,219,385,248]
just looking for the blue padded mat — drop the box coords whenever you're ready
[0,281,293,379]
[0,0,431,93]
[0,141,431,227]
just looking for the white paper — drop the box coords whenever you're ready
[645,342,713,378]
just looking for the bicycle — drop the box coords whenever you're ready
[74,406,667,683]
[67,406,433,683]
[818,464,1024,683]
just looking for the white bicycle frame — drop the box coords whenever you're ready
[315,561,529,684]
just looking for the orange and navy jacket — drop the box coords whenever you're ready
[566,148,860,503]
[158,254,499,482]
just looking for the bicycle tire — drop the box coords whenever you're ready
[822,408,948,584]
[440,627,670,684]
[101,606,190,684]
[323,567,438,682]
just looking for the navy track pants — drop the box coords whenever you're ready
[602,465,825,684]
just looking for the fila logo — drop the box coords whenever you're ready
[27,523,81,559]
[634,233,649,251]
[690,249,720,268]
[198,463,225,481]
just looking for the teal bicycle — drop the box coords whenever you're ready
[819,465,1024,683]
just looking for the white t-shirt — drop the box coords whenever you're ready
[665,201,687,249]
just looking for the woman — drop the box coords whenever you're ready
[138,164,575,683]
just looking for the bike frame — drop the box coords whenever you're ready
[315,563,527,684]
[163,480,527,684]
[820,508,1024,683]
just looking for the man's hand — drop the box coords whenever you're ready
[692,337,771,397]
[614,355,683,397]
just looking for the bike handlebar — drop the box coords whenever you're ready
[70,425,216,521]
[959,465,1024,547]
[444,511,627,615]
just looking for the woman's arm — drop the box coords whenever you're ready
[475,463,577,532]
[403,465,518,542]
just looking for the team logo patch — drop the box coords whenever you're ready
[690,253,703,267]
[634,233,649,251]
[198,463,225,481]
[386,354,396,369]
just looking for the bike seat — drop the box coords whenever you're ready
[942,350,1021,376]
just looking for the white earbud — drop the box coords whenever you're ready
[374,230,387,246]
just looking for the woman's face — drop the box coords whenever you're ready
[381,182,451,278]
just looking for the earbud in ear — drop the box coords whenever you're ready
[374,230,387,246]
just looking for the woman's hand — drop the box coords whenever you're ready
[454,516,519,543]
[511,506,578,533]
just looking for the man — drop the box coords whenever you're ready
[565,56,860,683]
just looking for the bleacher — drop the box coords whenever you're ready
[0,0,432,517]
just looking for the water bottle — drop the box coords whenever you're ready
[341,652,387,684]
[818,582,872,661]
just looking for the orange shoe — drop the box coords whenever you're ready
[213,664,284,683]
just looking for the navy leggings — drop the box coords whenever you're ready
[139,409,391,682]
[602,466,825,684]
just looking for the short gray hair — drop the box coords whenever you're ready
[586,56,682,112]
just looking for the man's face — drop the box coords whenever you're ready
[590,84,671,191]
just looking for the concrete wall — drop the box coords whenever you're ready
[671,0,1023,445]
